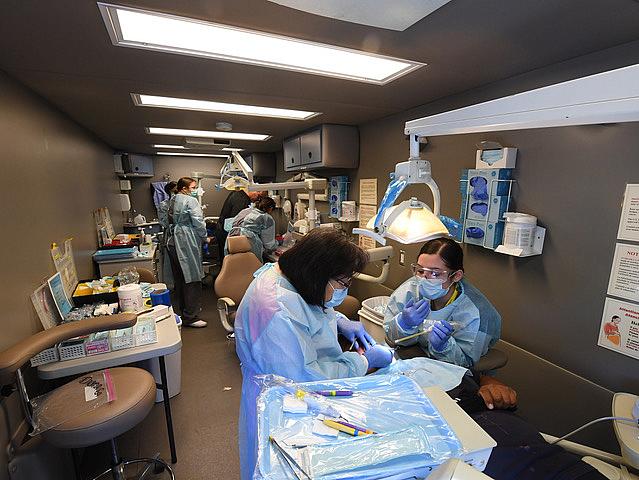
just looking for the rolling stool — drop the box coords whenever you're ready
[0,314,174,480]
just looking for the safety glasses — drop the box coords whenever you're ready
[411,263,453,280]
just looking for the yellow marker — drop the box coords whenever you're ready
[323,419,370,436]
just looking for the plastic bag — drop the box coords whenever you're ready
[255,374,463,480]
[117,267,139,286]
[30,369,116,435]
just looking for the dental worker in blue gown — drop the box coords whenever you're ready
[234,229,393,480]
[385,237,501,368]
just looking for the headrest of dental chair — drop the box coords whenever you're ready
[227,235,253,254]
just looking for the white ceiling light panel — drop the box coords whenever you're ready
[147,127,271,141]
[133,94,320,120]
[156,152,229,158]
[99,3,423,84]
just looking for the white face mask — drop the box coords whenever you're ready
[418,277,450,300]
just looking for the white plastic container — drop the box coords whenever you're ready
[341,201,357,220]
[358,296,391,345]
[117,283,144,312]
[503,213,537,251]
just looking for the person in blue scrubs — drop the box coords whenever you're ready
[234,229,393,480]
[226,196,277,261]
[166,177,208,328]
[385,237,501,368]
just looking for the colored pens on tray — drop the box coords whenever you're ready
[334,419,376,435]
[323,419,373,436]
[315,390,353,397]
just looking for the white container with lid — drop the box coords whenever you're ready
[503,213,537,251]
[117,283,144,312]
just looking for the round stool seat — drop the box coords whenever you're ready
[42,367,156,449]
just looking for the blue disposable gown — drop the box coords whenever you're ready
[157,196,175,287]
[167,194,207,283]
[235,263,368,480]
[226,207,277,260]
[384,278,501,368]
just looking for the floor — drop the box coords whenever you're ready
[81,290,243,479]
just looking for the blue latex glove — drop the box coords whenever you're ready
[336,317,375,351]
[429,320,454,352]
[363,344,393,369]
[398,298,431,331]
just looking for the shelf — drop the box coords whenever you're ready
[117,173,154,179]
[494,226,546,257]
[296,193,328,202]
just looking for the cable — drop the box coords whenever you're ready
[549,416,639,445]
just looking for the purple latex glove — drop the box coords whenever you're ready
[428,319,454,351]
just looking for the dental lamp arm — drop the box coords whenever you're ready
[354,246,394,284]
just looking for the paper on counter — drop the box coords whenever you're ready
[283,395,308,414]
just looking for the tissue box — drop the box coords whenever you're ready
[329,176,349,218]
[476,148,517,169]
[463,219,504,250]
[466,169,514,197]
[466,194,510,222]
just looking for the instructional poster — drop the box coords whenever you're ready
[598,297,639,360]
[358,204,378,250]
[359,178,378,206]
[50,239,78,298]
[607,243,639,302]
[617,184,639,242]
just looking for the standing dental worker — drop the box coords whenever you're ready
[385,237,501,368]
[167,177,208,328]
[235,229,393,480]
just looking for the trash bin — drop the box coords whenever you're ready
[358,296,390,345]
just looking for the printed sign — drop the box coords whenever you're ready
[607,243,639,302]
[617,184,639,242]
[598,297,639,360]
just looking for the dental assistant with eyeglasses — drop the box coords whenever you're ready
[385,237,501,368]
[235,228,393,480]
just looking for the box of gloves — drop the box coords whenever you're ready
[466,168,514,197]
[466,194,511,223]
[463,219,504,250]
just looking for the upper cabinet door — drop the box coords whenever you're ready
[300,129,322,166]
[283,136,301,171]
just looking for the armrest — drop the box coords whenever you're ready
[217,297,236,311]
[0,313,137,385]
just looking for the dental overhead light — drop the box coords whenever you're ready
[98,3,423,84]
[353,135,449,246]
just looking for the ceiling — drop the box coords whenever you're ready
[1,0,639,156]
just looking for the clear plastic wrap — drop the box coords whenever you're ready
[29,369,116,435]
[117,267,140,286]
[255,373,463,479]
[375,357,469,393]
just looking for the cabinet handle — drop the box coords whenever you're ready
[308,151,312,159]
[291,157,295,163]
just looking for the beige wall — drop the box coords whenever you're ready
[0,70,121,479]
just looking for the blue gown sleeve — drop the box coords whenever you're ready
[260,215,277,252]
[384,282,423,345]
[188,198,208,240]
[426,310,480,368]
[252,310,368,381]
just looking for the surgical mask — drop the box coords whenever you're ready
[326,283,348,308]
[190,190,198,198]
[418,277,450,300]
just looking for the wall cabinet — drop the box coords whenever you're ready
[283,124,359,172]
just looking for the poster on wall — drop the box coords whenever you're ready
[359,179,378,206]
[358,204,377,250]
[607,243,639,302]
[617,184,639,242]
[597,297,639,360]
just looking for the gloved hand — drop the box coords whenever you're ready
[398,298,430,331]
[363,344,393,369]
[428,320,454,351]
[336,317,375,351]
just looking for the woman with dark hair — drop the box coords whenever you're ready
[225,196,277,261]
[234,228,393,480]
[166,177,208,328]
[385,237,501,368]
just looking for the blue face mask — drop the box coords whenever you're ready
[418,278,450,300]
[190,190,198,198]
[326,283,348,308]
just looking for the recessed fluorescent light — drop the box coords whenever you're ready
[134,94,320,120]
[98,3,424,84]
[222,148,244,152]
[147,127,271,141]
[153,144,186,149]
[156,152,229,158]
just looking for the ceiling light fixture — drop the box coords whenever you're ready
[153,144,186,149]
[99,3,424,84]
[133,94,320,120]
[147,127,271,141]
[222,148,245,152]
[156,152,229,158]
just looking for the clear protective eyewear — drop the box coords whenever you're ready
[330,277,353,290]
[411,263,453,280]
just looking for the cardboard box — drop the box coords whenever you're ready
[463,219,504,250]
[466,194,511,222]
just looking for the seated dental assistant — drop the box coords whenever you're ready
[167,177,208,328]
[234,229,393,480]
[225,196,277,262]
[385,237,501,368]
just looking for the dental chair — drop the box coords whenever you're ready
[134,267,156,284]
[0,313,174,480]
[214,235,262,333]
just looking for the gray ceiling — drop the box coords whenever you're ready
[1,0,639,155]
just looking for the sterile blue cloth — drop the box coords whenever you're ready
[255,374,463,479]
[235,263,368,480]
[374,357,468,392]
[385,278,501,368]
[167,194,207,283]
[226,206,277,260]
[152,181,169,209]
